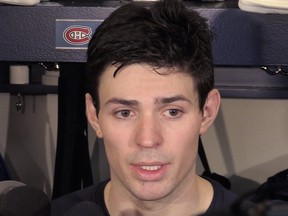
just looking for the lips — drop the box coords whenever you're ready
[131,163,169,181]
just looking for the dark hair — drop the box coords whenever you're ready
[86,0,214,112]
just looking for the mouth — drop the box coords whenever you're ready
[139,165,162,171]
[131,163,168,181]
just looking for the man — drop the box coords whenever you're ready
[51,0,237,215]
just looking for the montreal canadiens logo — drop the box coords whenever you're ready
[63,25,92,45]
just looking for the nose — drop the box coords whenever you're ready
[135,114,163,148]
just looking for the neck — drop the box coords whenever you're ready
[104,176,213,216]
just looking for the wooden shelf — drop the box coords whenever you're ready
[0,84,58,95]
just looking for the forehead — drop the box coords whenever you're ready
[98,63,197,102]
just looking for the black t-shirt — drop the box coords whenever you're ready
[51,178,237,216]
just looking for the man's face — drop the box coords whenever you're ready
[86,63,218,202]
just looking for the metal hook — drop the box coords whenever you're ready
[16,93,25,113]
[261,66,288,76]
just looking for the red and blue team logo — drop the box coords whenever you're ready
[63,25,92,45]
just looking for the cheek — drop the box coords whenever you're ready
[102,135,125,173]
[168,119,201,156]
[99,122,131,162]
[171,117,202,140]
[98,117,122,139]
[98,116,137,147]
[172,131,199,158]
[175,134,199,177]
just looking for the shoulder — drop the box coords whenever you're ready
[51,179,109,216]
[205,178,238,213]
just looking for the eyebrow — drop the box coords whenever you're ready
[105,98,139,106]
[104,95,192,107]
[155,95,192,104]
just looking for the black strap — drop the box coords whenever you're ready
[198,137,211,174]
[52,63,93,199]
[198,136,231,190]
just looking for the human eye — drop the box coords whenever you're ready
[114,109,135,119]
[162,108,183,118]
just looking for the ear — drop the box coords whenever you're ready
[85,93,103,138]
[200,89,221,135]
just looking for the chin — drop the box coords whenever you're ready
[132,185,173,202]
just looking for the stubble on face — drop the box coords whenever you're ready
[97,63,204,212]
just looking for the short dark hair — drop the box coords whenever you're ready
[86,0,214,113]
